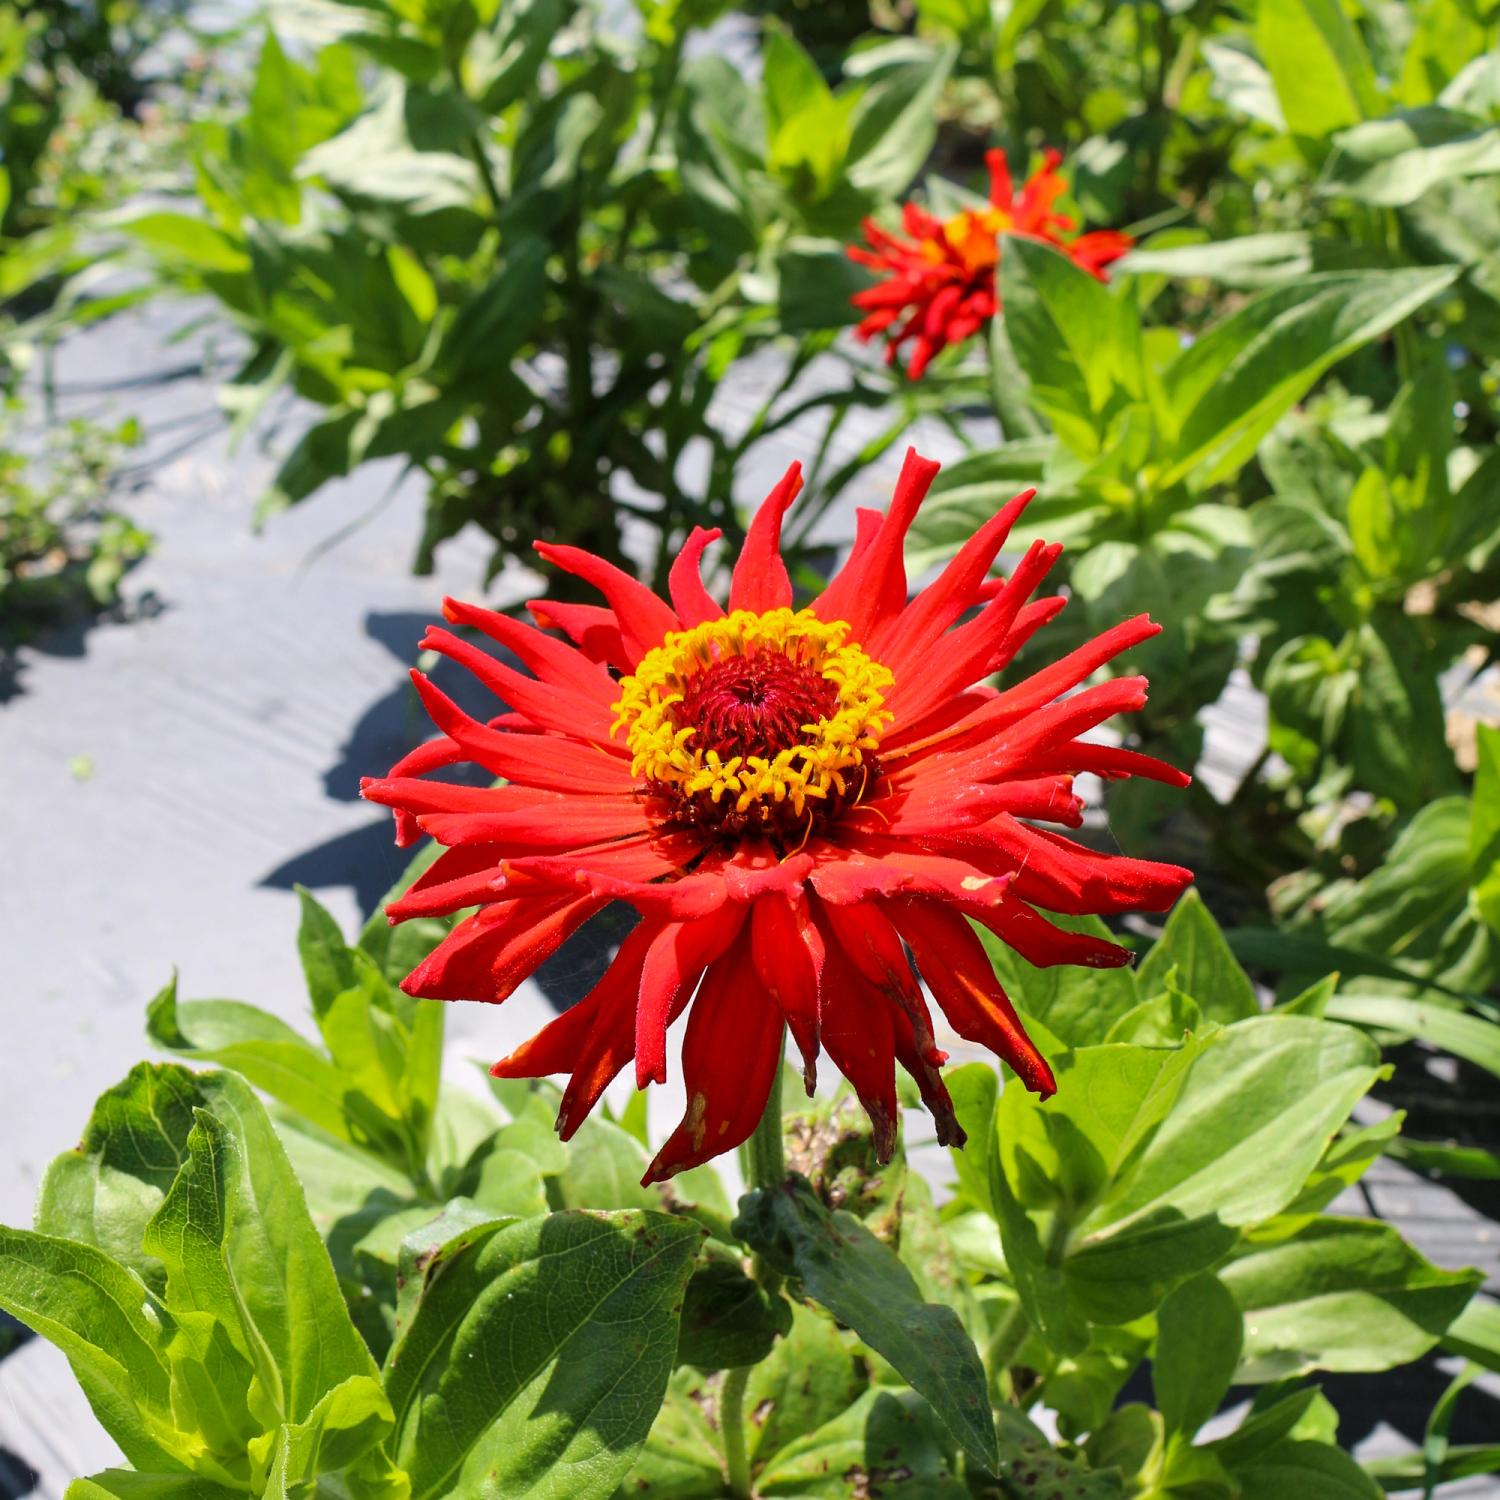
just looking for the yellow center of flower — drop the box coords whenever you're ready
[935,207,1011,273]
[611,608,893,837]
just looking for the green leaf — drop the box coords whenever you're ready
[614,1370,725,1500]
[434,235,549,380]
[554,1115,657,1209]
[744,1302,865,1464]
[1153,1273,1243,1436]
[1323,994,1500,1080]
[844,44,956,198]
[299,81,482,216]
[675,1254,792,1370]
[0,1230,183,1474]
[1137,890,1259,1023]
[1101,985,1203,1046]
[757,1389,967,1498]
[991,1138,1090,1357]
[67,1475,242,1500]
[1205,1387,1321,1469]
[119,212,251,273]
[145,976,408,1166]
[1118,230,1313,288]
[1255,0,1381,146]
[998,236,1139,456]
[175,1071,380,1419]
[945,1063,999,1216]
[1443,1294,1500,1373]
[1221,1217,1482,1381]
[1088,1016,1382,1233]
[469,0,570,113]
[255,1374,402,1500]
[1161,268,1459,490]
[1285,1115,1403,1215]
[1311,795,1493,990]
[297,886,362,1019]
[733,1178,997,1470]
[384,1209,702,1500]
[36,1063,201,1290]
[1001,1040,1207,1219]
[140,1111,277,1444]
[19,1064,377,1469]
[1324,108,1500,206]
[1473,724,1500,934]
[1231,1437,1382,1500]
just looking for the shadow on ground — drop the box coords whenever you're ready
[0,591,167,706]
[261,610,631,1011]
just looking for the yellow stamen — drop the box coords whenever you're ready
[610,608,893,822]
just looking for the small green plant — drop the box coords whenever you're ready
[0,409,149,641]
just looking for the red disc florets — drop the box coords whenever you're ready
[677,651,839,763]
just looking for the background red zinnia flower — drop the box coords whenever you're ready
[849,148,1133,379]
[362,452,1191,1182]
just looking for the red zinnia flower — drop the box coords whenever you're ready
[362,453,1191,1182]
[849,149,1133,379]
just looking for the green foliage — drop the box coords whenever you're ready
[0,411,149,641]
[117,1,955,582]
[10,1065,398,1497]
[734,1174,997,1469]
[5,864,1490,1497]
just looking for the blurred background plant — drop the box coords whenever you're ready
[0,407,148,641]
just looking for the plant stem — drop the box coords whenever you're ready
[720,1364,754,1498]
[984,1300,1029,1379]
[745,1039,786,1191]
[718,1034,790,1498]
[445,54,504,220]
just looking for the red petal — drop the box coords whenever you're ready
[508,829,706,892]
[409,671,636,794]
[533,542,680,664]
[882,538,1062,727]
[1029,741,1191,788]
[383,843,507,921]
[669,527,725,626]
[751,890,824,1090]
[420,626,621,745]
[411,799,653,850]
[492,919,660,1137]
[986,147,1014,209]
[816,932,900,1161]
[730,462,802,613]
[871,487,1037,670]
[889,1003,963,1146]
[634,903,749,1087]
[813,448,941,638]
[402,890,605,1002]
[644,939,785,1183]
[930,816,1193,916]
[968,895,1133,970]
[887,899,1055,1097]
[526,600,631,673]
[817,899,942,1067]
[440,597,617,706]
[979,615,1161,730]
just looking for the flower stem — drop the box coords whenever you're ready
[985,1300,1029,1383]
[720,1364,753,1499]
[719,1040,790,1497]
[745,1040,786,1192]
